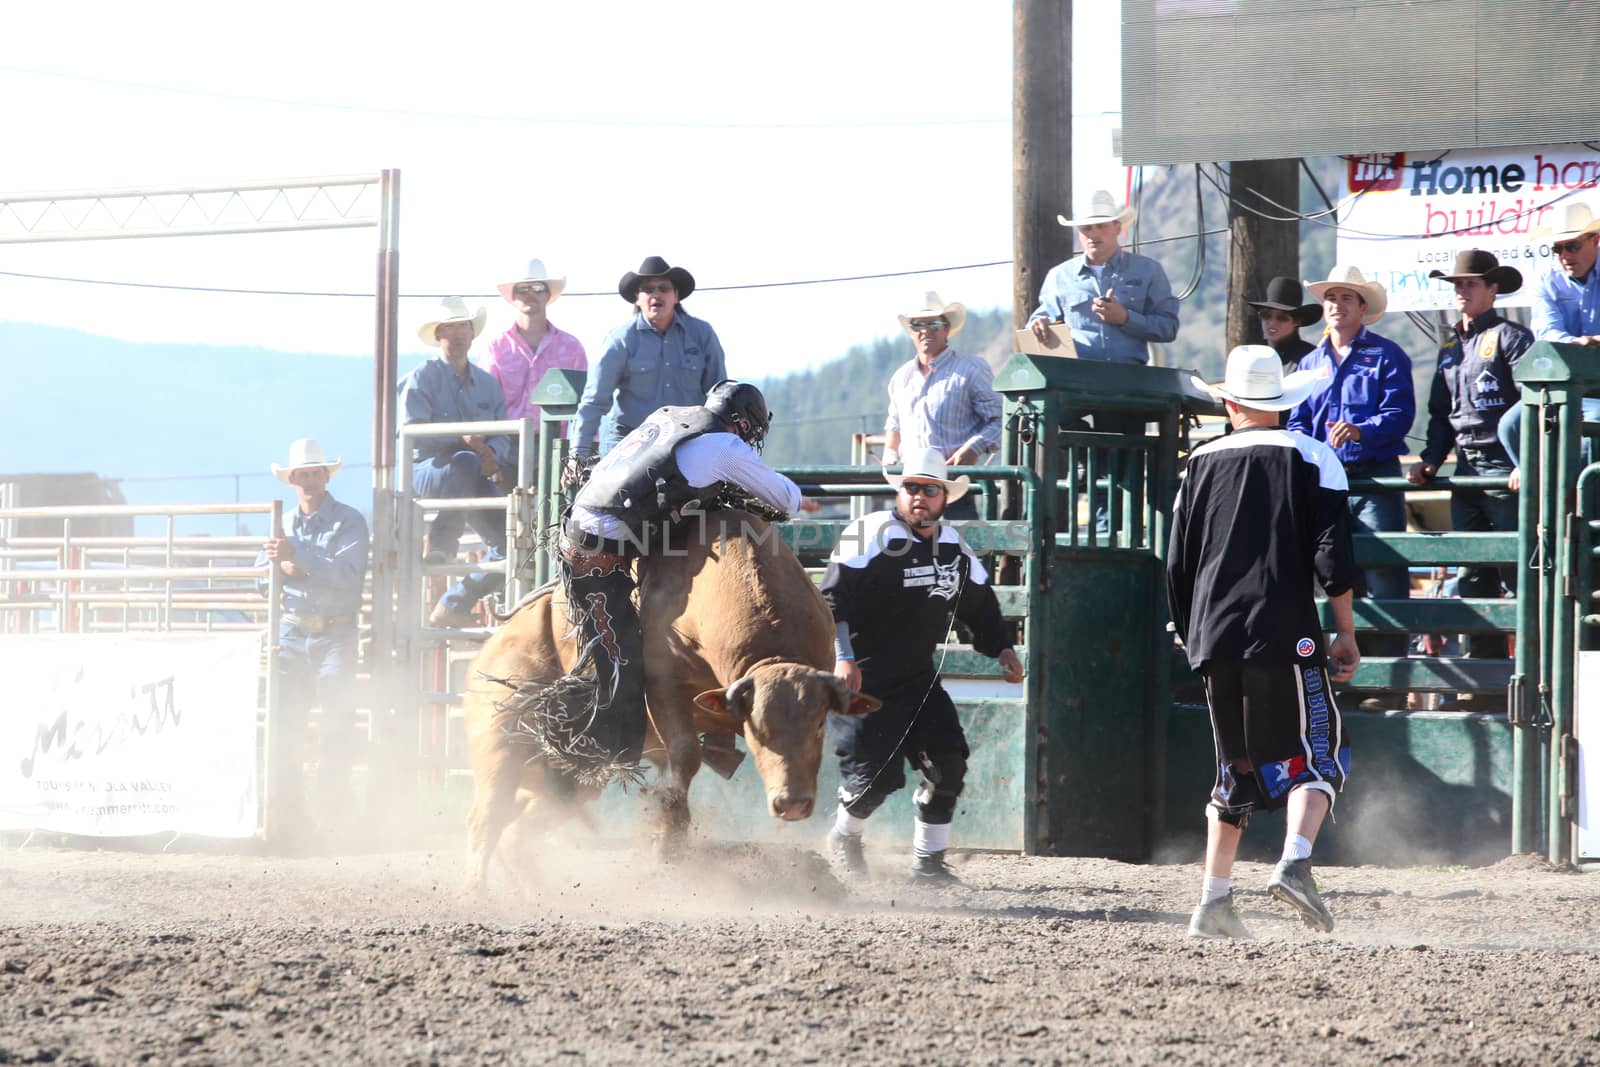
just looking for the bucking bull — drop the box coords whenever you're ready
[462,508,880,894]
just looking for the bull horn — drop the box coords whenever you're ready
[725,675,756,722]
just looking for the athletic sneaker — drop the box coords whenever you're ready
[1268,858,1335,932]
[1187,893,1252,939]
[826,829,868,879]
[908,851,960,884]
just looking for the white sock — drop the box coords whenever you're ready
[834,805,866,836]
[1283,834,1313,862]
[913,818,951,857]
[1200,875,1231,906]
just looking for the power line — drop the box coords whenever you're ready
[0,62,1008,131]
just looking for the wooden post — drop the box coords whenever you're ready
[1013,0,1073,332]
[1225,158,1300,352]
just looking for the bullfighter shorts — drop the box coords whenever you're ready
[1201,658,1350,817]
[833,672,969,824]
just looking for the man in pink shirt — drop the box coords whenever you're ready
[478,258,588,423]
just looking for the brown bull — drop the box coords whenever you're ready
[462,509,879,893]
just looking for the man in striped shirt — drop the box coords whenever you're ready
[1167,346,1359,939]
[881,292,1003,520]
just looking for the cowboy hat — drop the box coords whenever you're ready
[884,446,971,504]
[496,258,567,302]
[1536,200,1600,244]
[1192,345,1332,413]
[1428,249,1523,295]
[1305,264,1388,325]
[896,291,967,339]
[619,255,696,303]
[271,438,343,483]
[417,296,487,346]
[1057,189,1136,229]
[1247,276,1323,328]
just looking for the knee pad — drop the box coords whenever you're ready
[912,749,967,823]
[1208,803,1250,829]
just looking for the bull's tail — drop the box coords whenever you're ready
[481,670,647,791]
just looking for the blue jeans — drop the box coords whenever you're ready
[414,450,507,613]
[1346,457,1409,659]
[1451,446,1518,660]
[276,620,360,810]
[1497,397,1600,467]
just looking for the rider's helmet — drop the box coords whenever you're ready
[704,379,772,451]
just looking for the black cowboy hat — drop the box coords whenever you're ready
[1247,276,1323,328]
[619,255,696,303]
[1428,249,1523,295]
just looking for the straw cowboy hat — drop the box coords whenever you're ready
[271,438,343,483]
[1428,249,1523,295]
[1305,264,1388,325]
[417,296,487,346]
[619,255,696,302]
[1192,345,1332,413]
[1537,200,1600,244]
[1247,276,1323,328]
[884,446,971,503]
[897,291,967,338]
[496,258,567,302]
[1057,189,1136,229]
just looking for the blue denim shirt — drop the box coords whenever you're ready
[1286,327,1416,466]
[256,493,370,618]
[1027,249,1180,364]
[398,357,513,467]
[576,308,728,452]
[1532,265,1600,342]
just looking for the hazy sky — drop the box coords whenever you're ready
[0,0,1126,380]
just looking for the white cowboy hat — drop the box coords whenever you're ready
[1057,189,1136,229]
[897,291,967,338]
[1305,264,1388,325]
[1535,201,1600,244]
[417,296,488,346]
[1192,345,1333,413]
[496,258,567,302]
[271,438,343,483]
[884,446,971,503]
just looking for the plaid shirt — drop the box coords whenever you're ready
[883,348,1003,458]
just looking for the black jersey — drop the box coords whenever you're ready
[820,510,1012,687]
[1166,426,1357,668]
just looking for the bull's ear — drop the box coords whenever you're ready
[844,692,882,716]
[695,676,754,724]
[692,688,741,732]
[823,673,882,716]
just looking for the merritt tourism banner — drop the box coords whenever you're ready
[1337,143,1600,313]
[0,632,259,837]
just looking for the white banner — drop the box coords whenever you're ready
[1336,144,1600,313]
[0,633,260,837]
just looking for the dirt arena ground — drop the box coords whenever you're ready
[3,832,1598,1066]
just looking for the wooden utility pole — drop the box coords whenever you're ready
[1013,0,1073,330]
[1225,158,1300,351]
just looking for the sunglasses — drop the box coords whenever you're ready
[1553,237,1594,255]
[900,482,945,498]
[637,282,676,295]
[909,319,948,332]
[512,283,549,297]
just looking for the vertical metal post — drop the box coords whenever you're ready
[60,517,74,634]
[1013,0,1072,331]
[1549,397,1578,863]
[368,169,402,801]
[1512,384,1541,853]
[261,499,283,840]
[511,418,539,606]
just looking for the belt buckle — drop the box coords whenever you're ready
[287,613,326,634]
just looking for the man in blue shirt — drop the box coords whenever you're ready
[882,292,1003,520]
[1287,267,1416,699]
[400,297,514,628]
[1026,189,1181,367]
[259,438,370,837]
[1496,201,1600,485]
[575,256,728,459]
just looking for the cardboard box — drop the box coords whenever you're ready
[1014,323,1077,357]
